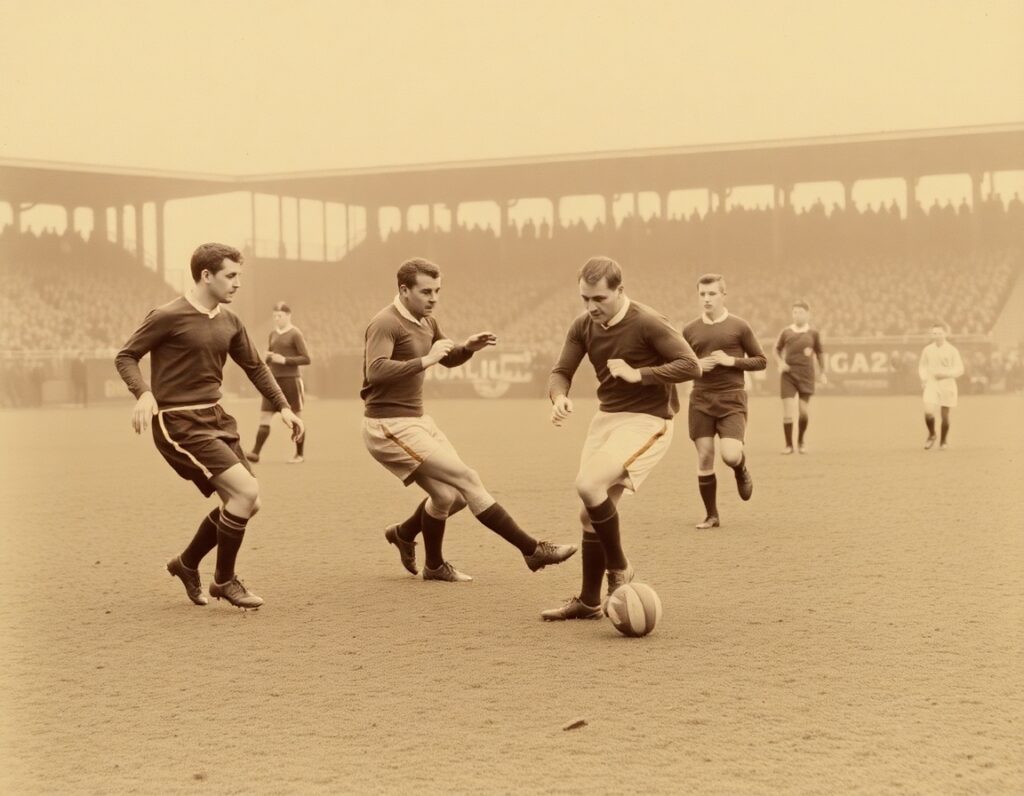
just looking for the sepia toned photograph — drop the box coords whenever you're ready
[1,1,1021,793]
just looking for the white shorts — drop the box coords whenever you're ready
[923,379,958,408]
[362,415,454,485]
[579,411,674,494]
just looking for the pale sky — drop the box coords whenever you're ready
[2,0,1022,286]
[2,0,1022,173]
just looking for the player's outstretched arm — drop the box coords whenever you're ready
[463,332,497,351]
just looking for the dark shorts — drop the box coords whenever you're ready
[688,389,747,441]
[152,404,252,497]
[780,371,814,400]
[261,376,304,413]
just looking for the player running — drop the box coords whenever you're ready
[774,300,826,454]
[115,243,304,609]
[681,273,766,529]
[247,302,311,463]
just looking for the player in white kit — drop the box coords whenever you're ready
[918,323,964,450]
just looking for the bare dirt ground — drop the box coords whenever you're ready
[1,394,1021,794]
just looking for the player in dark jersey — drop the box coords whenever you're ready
[681,273,766,529]
[363,257,576,582]
[541,257,700,621]
[246,302,311,463]
[774,301,826,454]
[115,243,304,609]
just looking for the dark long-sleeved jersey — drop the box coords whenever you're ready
[775,325,824,383]
[682,312,767,393]
[549,300,701,419]
[115,296,288,411]
[267,326,311,378]
[360,303,473,418]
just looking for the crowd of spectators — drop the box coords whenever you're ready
[1,192,1021,362]
[0,225,174,353]
[266,193,1023,355]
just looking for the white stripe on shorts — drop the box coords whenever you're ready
[157,406,214,478]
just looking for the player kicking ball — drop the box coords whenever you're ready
[362,258,577,582]
[541,257,700,620]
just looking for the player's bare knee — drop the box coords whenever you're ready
[428,484,459,516]
[231,478,260,513]
[574,474,607,507]
[448,493,467,516]
[720,442,743,467]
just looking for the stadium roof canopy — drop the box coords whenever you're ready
[0,159,235,207]
[2,123,1023,209]
[236,123,1024,205]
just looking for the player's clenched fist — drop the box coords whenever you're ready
[424,338,455,366]
[607,358,641,383]
[550,394,574,427]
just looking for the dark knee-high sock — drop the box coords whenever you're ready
[296,432,305,457]
[214,510,249,583]
[579,530,605,607]
[783,422,794,447]
[940,412,950,444]
[797,416,809,445]
[585,498,627,570]
[252,424,270,454]
[398,499,427,542]
[924,415,936,436]
[698,474,718,518]
[421,509,447,570]
[475,503,536,555]
[180,507,220,569]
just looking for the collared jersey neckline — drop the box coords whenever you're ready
[601,297,631,329]
[185,292,221,318]
[701,310,730,325]
[393,296,429,327]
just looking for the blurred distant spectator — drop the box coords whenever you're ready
[968,349,991,393]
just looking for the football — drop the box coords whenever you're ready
[606,582,663,637]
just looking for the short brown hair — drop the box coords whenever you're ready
[698,272,726,293]
[578,256,622,289]
[190,243,242,282]
[397,257,441,290]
